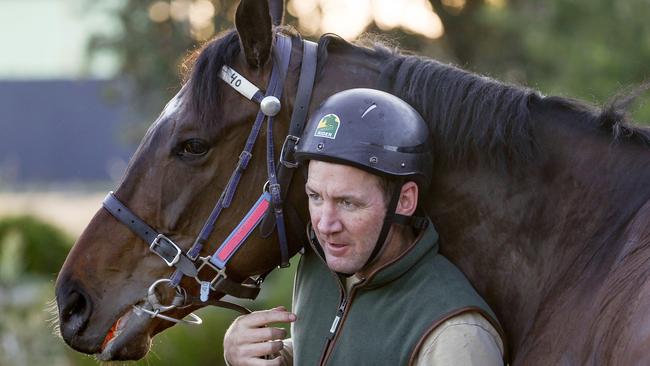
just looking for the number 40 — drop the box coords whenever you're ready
[230,73,242,87]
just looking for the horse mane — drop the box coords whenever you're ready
[598,84,650,145]
[378,51,541,171]
[316,34,650,172]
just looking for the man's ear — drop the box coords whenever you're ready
[396,181,418,216]
[235,0,273,68]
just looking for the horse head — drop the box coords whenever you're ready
[53,0,387,359]
[57,0,301,360]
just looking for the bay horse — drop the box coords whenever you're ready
[55,0,650,364]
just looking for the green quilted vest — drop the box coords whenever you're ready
[292,220,503,366]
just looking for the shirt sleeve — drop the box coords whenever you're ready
[413,312,504,366]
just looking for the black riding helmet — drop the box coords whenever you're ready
[294,88,432,271]
[294,88,432,189]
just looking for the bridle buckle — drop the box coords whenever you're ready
[280,135,300,168]
[149,234,182,267]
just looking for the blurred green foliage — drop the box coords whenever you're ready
[489,1,650,105]
[0,215,72,281]
[0,215,75,366]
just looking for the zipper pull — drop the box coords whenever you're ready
[328,298,347,338]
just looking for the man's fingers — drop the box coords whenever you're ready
[224,308,294,366]
[239,340,285,359]
[261,355,285,366]
[239,326,287,344]
[239,355,284,366]
[238,308,296,328]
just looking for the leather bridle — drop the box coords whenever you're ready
[102,33,317,324]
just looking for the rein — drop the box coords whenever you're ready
[102,34,317,324]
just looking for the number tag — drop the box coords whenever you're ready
[219,65,261,101]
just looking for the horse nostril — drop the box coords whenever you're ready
[59,286,93,338]
[64,292,84,317]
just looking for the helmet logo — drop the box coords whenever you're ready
[314,114,341,139]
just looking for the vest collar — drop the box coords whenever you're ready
[361,218,439,288]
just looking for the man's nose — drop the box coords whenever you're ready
[317,204,342,235]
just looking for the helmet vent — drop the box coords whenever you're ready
[361,104,377,119]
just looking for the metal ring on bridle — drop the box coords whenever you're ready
[147,278,185,312]
[133,304,203,325]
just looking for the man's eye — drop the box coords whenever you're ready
[308,193,321,201]
[340,199,355,209]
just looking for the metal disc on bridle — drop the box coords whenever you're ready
[261,96,281,116]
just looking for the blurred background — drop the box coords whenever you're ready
[0,0,649,365]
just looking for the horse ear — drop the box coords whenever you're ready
[235,0,273,68]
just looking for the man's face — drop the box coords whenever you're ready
[305,160,387,274]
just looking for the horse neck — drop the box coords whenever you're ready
[428,99,650,353]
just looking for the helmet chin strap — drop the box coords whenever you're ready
[359,182,403,273]
[358,180,429,275]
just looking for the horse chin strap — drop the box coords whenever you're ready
[101,33,318,324]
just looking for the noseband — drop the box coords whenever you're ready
[102,34,317,324]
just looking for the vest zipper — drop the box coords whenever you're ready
[328,297,347,338]
[319,287,359,365]
[306,232,365,365]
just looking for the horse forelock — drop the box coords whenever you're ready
[180,26,302,135]
[181,29,241,130]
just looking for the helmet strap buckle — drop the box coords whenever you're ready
[280,135,300,168]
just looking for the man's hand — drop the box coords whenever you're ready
[224,306,296,366]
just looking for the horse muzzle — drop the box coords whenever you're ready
[56,280,95,350]
[55,277,154,360]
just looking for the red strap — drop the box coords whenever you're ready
[210,192,271,268]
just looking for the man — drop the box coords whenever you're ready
[224,89,505,365]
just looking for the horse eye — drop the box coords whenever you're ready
[179,139,209,157]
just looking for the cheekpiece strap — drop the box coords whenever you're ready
[264,34,293,267]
